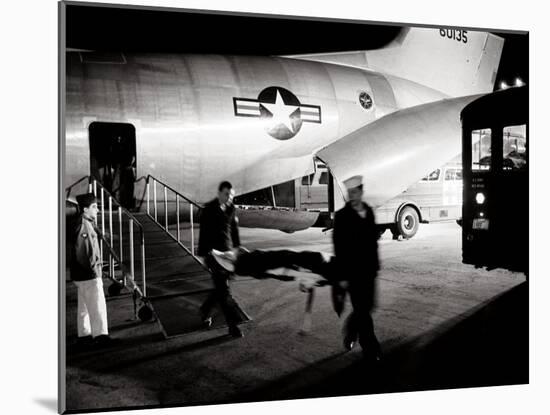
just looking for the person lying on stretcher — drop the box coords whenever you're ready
[209,247,348,317]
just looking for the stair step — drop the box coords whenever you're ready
[145,277,213,298]
[144,265,207,283]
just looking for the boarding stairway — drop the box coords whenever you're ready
[65,175,250,338]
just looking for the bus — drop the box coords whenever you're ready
[460,86,528,273]
[297,158,464,239]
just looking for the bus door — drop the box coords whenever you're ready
[493,124,528,269]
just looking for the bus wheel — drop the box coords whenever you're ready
[396,206,419,239]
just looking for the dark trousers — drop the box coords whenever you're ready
[200,254,242,328]
[344,278,381,356]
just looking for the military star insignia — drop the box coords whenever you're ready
[260,90,300,133]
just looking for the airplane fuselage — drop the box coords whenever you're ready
[65,52,447,204]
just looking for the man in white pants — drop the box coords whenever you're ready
[70,193,112,348]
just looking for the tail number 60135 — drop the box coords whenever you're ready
[439,29,468,44]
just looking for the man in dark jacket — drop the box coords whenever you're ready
[198,181,244,338]
[333,175,382,362]
[70,193,113,348]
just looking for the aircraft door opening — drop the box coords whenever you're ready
[89,122,137,209]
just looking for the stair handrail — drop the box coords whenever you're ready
[145,175,203,258]
[65,175,91,200]
[145,175,203,209]
[88,178,148,298]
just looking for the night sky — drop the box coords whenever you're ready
[64,3,528,90]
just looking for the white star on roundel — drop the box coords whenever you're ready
[261,89,300,133]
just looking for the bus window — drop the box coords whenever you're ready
[471,128,491,171]
[503,124,527,171]
[319,171,329,185]
[445,168,462,181]
[421,169,441,181]
[301,173,315,185]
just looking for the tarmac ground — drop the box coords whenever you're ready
[64,221,527,412]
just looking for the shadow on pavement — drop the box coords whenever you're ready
[237,281,528,402]
[67,329,240,373]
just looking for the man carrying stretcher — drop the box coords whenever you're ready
[207,175,382,362]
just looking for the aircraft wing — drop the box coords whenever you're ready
[316,94,483,208]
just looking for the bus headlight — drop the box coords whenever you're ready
[475,192,486,204]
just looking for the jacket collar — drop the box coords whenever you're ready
[345,201,368,216]
[82,215,95,223]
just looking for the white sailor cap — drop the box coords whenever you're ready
[343,175,363,190]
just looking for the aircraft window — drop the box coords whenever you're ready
[319,172,329,185]
[445,168,463,181]
[472,128,492,171]
[301,174,315,185]
[502,124,527,171]
[421,169,441,181]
